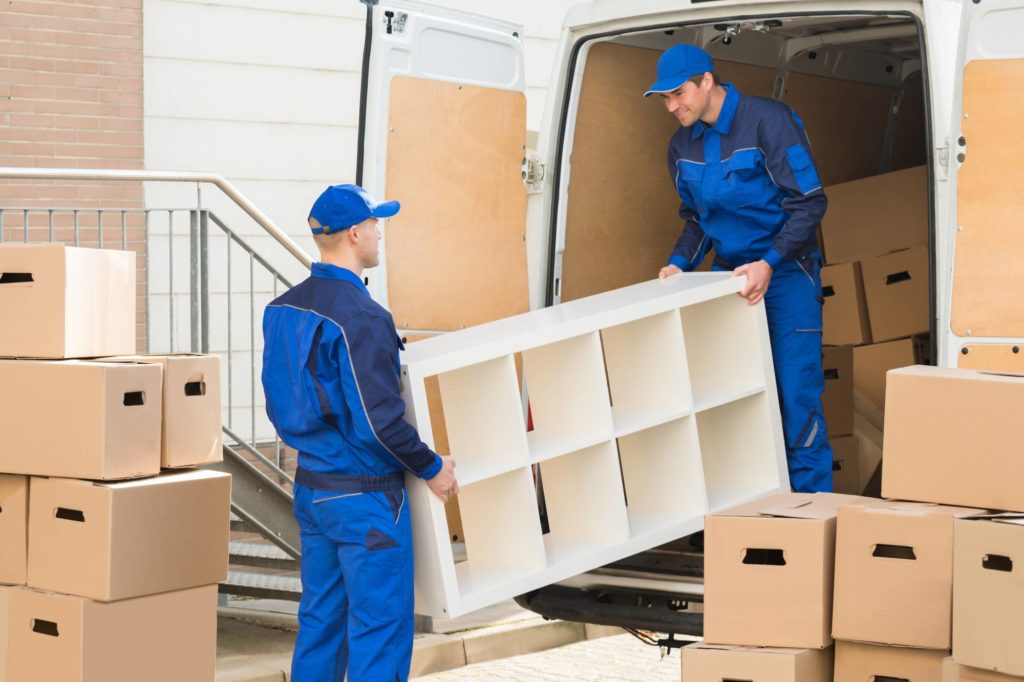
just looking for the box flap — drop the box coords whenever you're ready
[853,499,986,518]
[961,512,1024,525]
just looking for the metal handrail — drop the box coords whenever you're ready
[0,167,313,268]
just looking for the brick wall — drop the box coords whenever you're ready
[0,0,147,349]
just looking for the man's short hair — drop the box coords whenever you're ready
[310,217,347,249]
[688,72,722,87]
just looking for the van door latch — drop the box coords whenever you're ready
[935,139,950,181]
[522,155,545,187]
[383,10,407,35]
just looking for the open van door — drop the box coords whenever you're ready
[357,0,530,334]
[948,0,1024,373]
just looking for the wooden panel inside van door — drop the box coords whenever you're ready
[951,59,1024,336]
[385,76,529,331]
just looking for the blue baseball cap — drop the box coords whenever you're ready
[643,44,714,97]
[308,184,400,235]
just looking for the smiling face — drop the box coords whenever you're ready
[661,73,713,128]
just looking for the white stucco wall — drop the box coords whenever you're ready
[142,0,579,440]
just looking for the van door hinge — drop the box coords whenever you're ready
[383,10,407,35]
[935,139,950,181]
[522,154,545,189]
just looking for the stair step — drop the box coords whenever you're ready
[230,512,249,533]
[229,539,299,570]
[220,569,302,601]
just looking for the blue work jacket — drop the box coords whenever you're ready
[261,262,442,480]
[667,84,828,271]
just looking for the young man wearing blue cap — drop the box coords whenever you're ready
[262,184,458,682]
[648,44,833,493]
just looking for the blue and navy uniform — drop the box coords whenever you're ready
[262,262,442,682]
[666,84,833,492]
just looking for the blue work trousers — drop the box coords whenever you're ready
[717,253,834,492]
[291,482,414,682]
[763,254,834,492]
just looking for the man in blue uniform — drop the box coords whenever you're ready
[647,44,833,492]
[262,184,458,681]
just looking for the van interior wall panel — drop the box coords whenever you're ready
[957,344,1024,374]
[561,45,774,301]
[951,59,1024,337]
[384,76,530,331]
[890,88,928,172]
[560,43,680,302]
[783,72,894,186]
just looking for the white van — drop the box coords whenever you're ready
[358,0,1023,634]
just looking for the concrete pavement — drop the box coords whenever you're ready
[214,600,626,681]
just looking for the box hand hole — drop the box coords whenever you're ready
[54,507,85,523]
[885,271,911,285]
[982,554,1013,572]
[872,544,916,560]
[742,548,786,566]
[123,391,145,406]
[0,272,33,284]
[184,380,206,397]
[822,285,835,297]
[31,619,60,637]
[824,368,840,381]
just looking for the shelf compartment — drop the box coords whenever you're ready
[436,355,529,485]
[537,441,630,568]
[694,384,766,413]
[600,311,693,437]
[616,417,707,538]
[522,332,613,461]
[679,294,767,409]
[696,392,786,511]
[455,467,546,601]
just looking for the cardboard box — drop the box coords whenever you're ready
[681,643,834,681]
[953,515,1024,676]
[0,360,162,480]
[821,263,872,346]
[823,346,854,436]
[704,492,873,649]
[854,413,883,497]
[861,246,930,343]
[883,366,1024,511]
[832,501,983,649]
[0,243,136,359]
[0,587,9,682]
[0,476,28,586]
[834,641,947,682]
[853,338,918,418]
[7,584,216,682]
[99,354,222,468]
[28,470,230,602]
[945,658,1024,682]
[831,436,860,495]
[821,165,927,264]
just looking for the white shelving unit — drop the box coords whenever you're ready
[401,273,787,618]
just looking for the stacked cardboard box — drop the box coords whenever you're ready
[831,499,984,679]
[822,347,859,494]
[683,492,874,680]
[818,166,930,493]
[0,244,228,682]
[840,365,1024,681]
